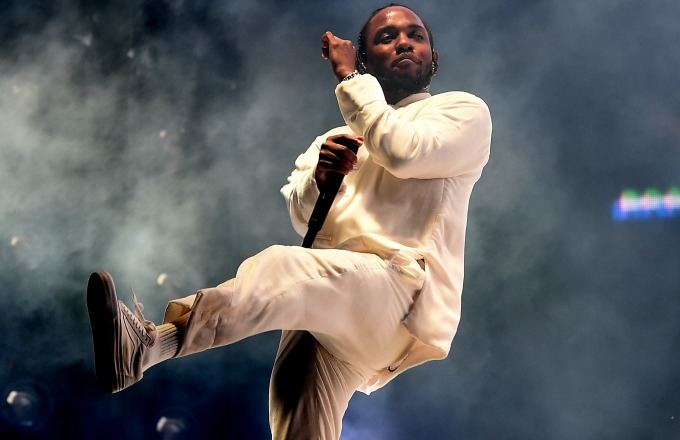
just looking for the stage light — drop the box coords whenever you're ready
[1,380,54,432]
[612,187,680,221]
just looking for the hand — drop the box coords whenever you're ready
[315,134,363,188]
[321,31,358,82]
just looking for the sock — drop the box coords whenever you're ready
[142,323,181,371]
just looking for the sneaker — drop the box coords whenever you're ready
[86,272,157,394]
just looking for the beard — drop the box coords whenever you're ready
[371,63,435,99]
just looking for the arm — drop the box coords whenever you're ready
[280,130,361,237]
[336,75,492,179]
[321,31,491,179]
[280,136,324,237]
[281,30,364,238]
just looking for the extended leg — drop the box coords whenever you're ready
[164,245,421,373]
[87,244,423,397]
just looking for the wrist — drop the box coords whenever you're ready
[340,70,361,83]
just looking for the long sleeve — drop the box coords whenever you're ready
[335,74,491,179]
[280,128,350,237]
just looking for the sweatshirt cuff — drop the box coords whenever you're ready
[335,74,385,126]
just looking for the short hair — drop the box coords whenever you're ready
[357,3,435,71]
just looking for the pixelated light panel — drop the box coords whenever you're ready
[612,187,680,221]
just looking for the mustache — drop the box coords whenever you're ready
[392,54,422,67]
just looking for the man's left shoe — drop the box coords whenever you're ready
[86,271,157,394]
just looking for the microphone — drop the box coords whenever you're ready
[301,145,359,248]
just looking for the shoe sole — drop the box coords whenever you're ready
[86,271,122,394]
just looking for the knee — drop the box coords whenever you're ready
[257,244,291,262]
[243,245,308,277]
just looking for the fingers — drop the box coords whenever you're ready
[321,32,333,59]
[321,32,358,81]
[315,135,363,186]
[320,137,360,173]
[329,134,363,152]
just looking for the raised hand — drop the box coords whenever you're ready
[321,31,359,82]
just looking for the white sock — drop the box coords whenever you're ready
[142,323,181,371]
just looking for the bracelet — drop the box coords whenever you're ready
[341,70,361,82]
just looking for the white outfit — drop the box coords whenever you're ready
[283,74,492,392]
[161,74,491,439]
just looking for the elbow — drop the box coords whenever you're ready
[374,132,424,178]
[382,159,421,179]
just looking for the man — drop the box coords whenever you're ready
[87,4,492,439]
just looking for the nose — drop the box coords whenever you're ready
[395,34,413,53]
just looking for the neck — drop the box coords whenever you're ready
[383,86,428,105]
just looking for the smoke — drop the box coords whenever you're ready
[0,0,678,438]
[432,1,680,439]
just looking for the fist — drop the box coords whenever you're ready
[315,134,363,188]
[321,31,358,82]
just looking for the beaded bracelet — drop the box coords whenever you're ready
[341,70,362,82]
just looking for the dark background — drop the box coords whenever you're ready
[1,0,679,438]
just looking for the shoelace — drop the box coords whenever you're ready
[120,288,153,346]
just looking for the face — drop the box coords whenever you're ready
[364,6,438,99]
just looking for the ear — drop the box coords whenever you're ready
[432,50,439,74]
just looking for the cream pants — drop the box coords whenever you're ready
[162,245,424,440]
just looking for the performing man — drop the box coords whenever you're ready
[87,3,492,439]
